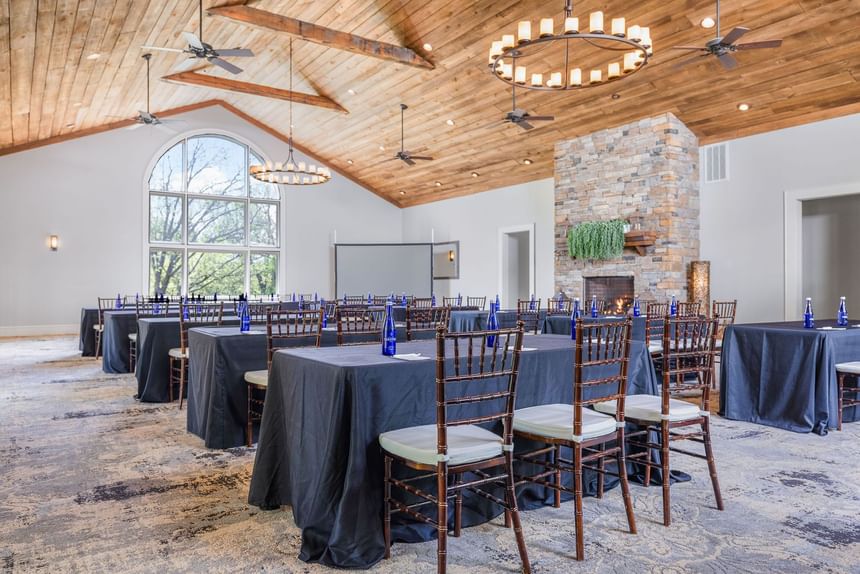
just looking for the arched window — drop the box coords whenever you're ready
[147,134,280,297]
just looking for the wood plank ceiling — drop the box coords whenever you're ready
[1,0,859,207]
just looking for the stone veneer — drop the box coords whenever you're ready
[554,112,699,301]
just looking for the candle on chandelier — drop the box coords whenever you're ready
[590,69,602,84]
[589,11,603,33]
[488,41,503,64]
[624,52,638,72]
[548,72,562,87]
[515,66,527,84]
[495,58,505,74]
[608,62,621,79]
[563,17,579,34]
[540,18,554,37]
[611,18,626,37]
[569,68,582,86]
[640,27,651,48]
[517,21,531,43]
[627,25,642,42]
[501,63,513,79]
[501,34,515,48]
[530,73,543,87]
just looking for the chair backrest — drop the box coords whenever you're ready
[573,318,633,432]
[434,322,525,464]
[677,301,701,317]
[135,300,167,319]
[406,305,451,341]
[267,309,323,367]
[442,296,459,307]
[467,296,487,310]
[546,297,571,315]
[660,316,718,412]
[323,300,338,319]
[412,297,433,308]
[645,302,670,345]
[240,301,281,324]
[712,300,737,340]
[587,298,607,315]
[178,302,224,351]
[344,295,367,305]
[335,306,385,345]
[97,297,120,327]
[516,299,542,334]
[372,295,391,305]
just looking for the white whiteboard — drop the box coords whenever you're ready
[335,244,433,297]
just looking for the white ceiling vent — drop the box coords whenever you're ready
[701,143,728,183]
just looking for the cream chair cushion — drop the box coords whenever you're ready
[836,362,860,375]
[128,333,138,342]
[168,347,188,359]
[380,424,503,466]
[648,341,663,354]
[244,369,269,387]
[595,394,701,423]
[93,324,103,332]
[513,404,617,443]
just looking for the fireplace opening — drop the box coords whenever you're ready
[583,276,635,315]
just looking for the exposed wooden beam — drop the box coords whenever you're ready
[206,5,435,71]
[161,71,348,114]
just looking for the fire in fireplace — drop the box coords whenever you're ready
[583,276,635,315]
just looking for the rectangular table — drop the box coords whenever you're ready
[720,320,860,434]
[247,334,659,569]
[101,310,139,373]
[79,308,99,356]
[542,315,647,341]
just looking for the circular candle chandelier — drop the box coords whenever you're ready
[488,1,653,91]
[250,39,332,186]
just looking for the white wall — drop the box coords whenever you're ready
[700,112,860,324]
[802,194,860,316]
[0,105,400,335]
[401,179,555,303]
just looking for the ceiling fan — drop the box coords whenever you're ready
[672,0,782,70]
[141,0,254,74]
[127,53,183,132]
[394,104,433,166]
[503,84,553,131]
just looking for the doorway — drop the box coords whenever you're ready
[498,224,535,310]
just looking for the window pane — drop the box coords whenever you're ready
[149,249,183,296]
[250,253,278,296]
[249,202,278,246]
[149,143,183,192]
[187,251,245,296]
[249,152,280,199]
[187,198,245,245]
[149,195,183,243]
[186,136,246,197]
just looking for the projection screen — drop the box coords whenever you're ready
[335,243,433,297]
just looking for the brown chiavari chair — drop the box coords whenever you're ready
[442,296,459,307]
[835,362,860,431]
[323,300,338,321]
[585,297,606,316]
[546,297,572,315]
[243,309,323,446]
[597,316,723,526]
[335,306,385,346]
[466,296,487,310]
[513,318,636,561]
[93,297,121,359]
[516,299,542,334]
[711,300,737,388]
[344,295,367,305]
[169,302,224,409]
[381,323,530,574]
[238,301,281,324]
[129,300,163,372]
[405,305,451,341]
[645,302,670,357]
[372,295,391,305]
[676,301,701,317]
[412,297,433,308]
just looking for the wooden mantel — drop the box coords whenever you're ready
[624,231,657,256]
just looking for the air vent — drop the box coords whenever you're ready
[701,143,728,183]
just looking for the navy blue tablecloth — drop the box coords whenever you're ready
[247,334,659,568]
[542,315,647,341]
[720,320,860,434]
[448,309,523,332]
[101,311,139,373]
[79,308,99,356]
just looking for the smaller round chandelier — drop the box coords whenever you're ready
[488,1,653,92]
[250,39,332,186]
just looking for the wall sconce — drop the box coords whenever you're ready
[49,235,59,251]
[448,249,455,262]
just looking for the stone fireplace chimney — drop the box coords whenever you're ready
[554,112,700,302]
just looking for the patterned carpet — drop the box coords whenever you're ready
[1,336,859,574]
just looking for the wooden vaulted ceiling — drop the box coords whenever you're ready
[1,0,860,207]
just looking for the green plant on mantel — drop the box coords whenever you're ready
[567,219,626,260]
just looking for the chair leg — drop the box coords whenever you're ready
[453,473,463,537]
[168,357,174,402]
[597,442,605,499]
[644,435,652,487]
[504,452,531,574]
[436,463,448,574]
[661,422,671,527]
[702,416,724,511]
[383,456,392,560]
[553,444,562,508]
[178,358,186,410]
[616,430,637,535]
[573,444,585,561]
[246,383,253,448]
[837,372,844,431]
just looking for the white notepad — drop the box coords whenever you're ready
[508,346,537,352]
[391,353,431,361]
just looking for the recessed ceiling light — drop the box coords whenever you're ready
[737,103,750,111]
[471,171,479,178]
[72,102,82,107]
[701,17,716,29]
[347,89,356,96]
[347,159,354,165]
[65,123,75,128]
[522,158,533,165]
[446,119,455,126]
[434,181,442,187]
[611,92,621,100]
[423,43,433,51]
[378,145,385,151]
[399,191,406,196]
[86,52,101,60]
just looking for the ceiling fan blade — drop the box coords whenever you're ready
[672,45,708,50]
[735,39,783,50]
[527,115,554,122]
[141,45,185,53]
[215,48,254,57]
[720,26,749,46]
[717,53,738,70]
[183,31,204,50]
[174,57,204,72]
[208,57,243,74]
[517,121,535,131]
[409,156,433,161]
[401,157,416,166]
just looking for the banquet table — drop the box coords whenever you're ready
[79,308,99,356]
[101,310,140,373]
[247,333,659,569]
[720,320,860,434]
[187,325,412,449]
[447,309,525,332]
[542,314,647,341]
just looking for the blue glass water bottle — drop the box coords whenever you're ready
[115,293,122,309]
[240,300,250,332]
[457,292,462,306]
[670,294,678,317]
[571,298,581,340]
[182,301,189,321]
[299,294,304,310]
[557,292,564,308]
[367,292,372,304]
[529,294,535,310]
[632,296,641,317]
[382,301,397,356]
[590,295,598,318]
[803,297,814,329]
[213,292,218,301]
[431,293,436,307]
[401,293,407,306]
[321,299,328,328]
[495,294,501,311]
[837,297,848,326]
[487,301,499,347]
